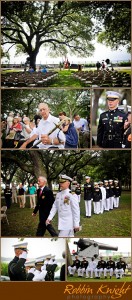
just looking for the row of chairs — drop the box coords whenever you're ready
[0,206,9,225]
[1,71,58,87]
[73,70,131,87]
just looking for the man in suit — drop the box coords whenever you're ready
[32,176,58,236]
[8,242,28,281]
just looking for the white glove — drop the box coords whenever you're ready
[19,251,27,259]
[28,267,35,274]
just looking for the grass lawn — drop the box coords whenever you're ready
[67,273,131,282]
[1,192,131,237]
[51,70,82,87]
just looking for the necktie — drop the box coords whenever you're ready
[39,189,42,197]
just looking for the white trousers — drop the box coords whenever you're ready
[105,197,110,211]
[115,268,124,278]
[109,196,114,209]
[86,267,95,278]
[93,202,100,214]
[84,200,91,216]
[114,197,119,208]
[59,230,74,237]
[95,268,103,278]
[78,267,86,277]
[104,268,114,277]
[68,266,76,275]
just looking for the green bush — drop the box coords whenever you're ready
[1,262,9,276]
[118,61,131,67]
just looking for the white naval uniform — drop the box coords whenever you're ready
[100,186,106,213]
[48,188,80,237]
[35,114,66,149]
[86,261,97,278]
[32,269,47,281]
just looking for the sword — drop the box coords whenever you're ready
[30,117,70,148]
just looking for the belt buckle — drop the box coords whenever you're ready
[108,135,112,140]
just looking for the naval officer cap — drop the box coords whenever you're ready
[85,176,90,179]
[13,242,28,251]
[59,174,73,183]
[94,182,98,185]
[104,180,108,183]
[106,91,121,100]
[35,257,45,265]
[114,180,118,183]
[109,179,113,182]
[25,260,35,267]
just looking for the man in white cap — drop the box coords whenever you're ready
[32,258,47,281]
[77,257,88,277]
[25,260,36,281]
[8,242,28,281]
[46,174,80,237]
[86,257,97,278]
[115,257,127,279]
[108,179,115,210]
[97,91,127,148]
[104,180,110,211]
[98,181,106,214]
[84,176,93,218]
[68,255,80,276]
[113,180,121,208]
[20,103,65,149]
[104,256,115,279]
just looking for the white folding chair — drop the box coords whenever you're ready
[0,206,9,225]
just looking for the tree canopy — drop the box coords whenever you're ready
[1,1,131,68]
[1,89,90,119]
[1,150,130,189]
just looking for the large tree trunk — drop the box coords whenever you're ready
[29,50,38,71]
[29,151,47,179]
[92,89,104,125]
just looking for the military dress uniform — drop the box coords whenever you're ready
[68,258,80,276]
[95,259,107,278]
[109,180,115,210]
[97,108,127,148]
[48,187,80,237]
[93,184,102,214]
[98,182,106,213]
[115,259,127,279]
[84,179,94,217]
[75,185,81,203]
[8,243,28,281]
[104,181,110,211]
[104,259,115,278]
[78,258,88,277]
[114,180,121,208]
[4,186,12,209]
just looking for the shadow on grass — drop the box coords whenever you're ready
[1,192,131,237]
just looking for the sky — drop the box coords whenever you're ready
[68,238,131,255]
[2,43,130,65]
[1,238,65,260]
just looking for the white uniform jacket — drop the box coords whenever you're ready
[48,188,80,230]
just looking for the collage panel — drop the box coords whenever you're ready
[67,238,131,282]
[1,0,131,292]
[92,88,131,149]
[1,238,66,282]
[1,150,131,238]
[1,88,91,150]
